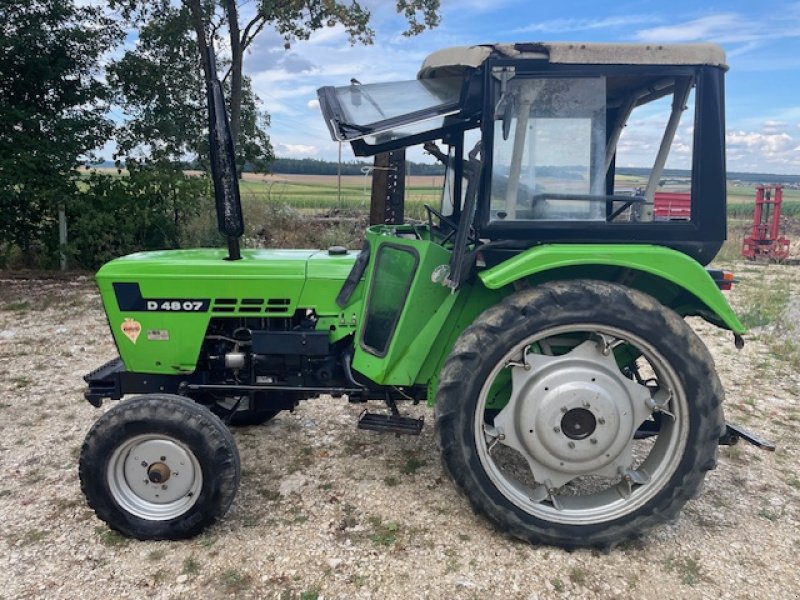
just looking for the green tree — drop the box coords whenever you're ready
[67,163,210,269]
[110,0,441,162]
[108,4,272,172]
[0,0,122,264]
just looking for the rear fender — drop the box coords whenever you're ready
[478,244,745,333]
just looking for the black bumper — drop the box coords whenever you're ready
[83,358,195,407]
[84,357,125,407]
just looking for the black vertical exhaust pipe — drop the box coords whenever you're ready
[205,46,243,261]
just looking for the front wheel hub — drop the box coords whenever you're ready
[147,462,171,484]
[107,435,203,520]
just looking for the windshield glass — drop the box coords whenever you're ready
[326,77,463,142]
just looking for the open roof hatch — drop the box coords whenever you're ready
[317,74,480,156]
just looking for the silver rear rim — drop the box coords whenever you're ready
[107,434,203,521]
[475,324,688,525]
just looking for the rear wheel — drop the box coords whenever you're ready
[80,394,240,540]
[435,280,724,548]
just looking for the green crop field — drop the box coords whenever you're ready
[239,173,800,221]
[238,174,442,219]
[85,167,800,222]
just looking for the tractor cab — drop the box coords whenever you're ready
[314,42,738,392]
[318,42,729,271]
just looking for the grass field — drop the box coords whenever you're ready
[238,172,800,220]
[88,167,800,220]
[238,173,443,219]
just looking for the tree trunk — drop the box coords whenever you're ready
[185,0,211,83]
[223,0,243,146]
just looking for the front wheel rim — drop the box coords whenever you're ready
[107,434,203,521]
[475,324,689,526]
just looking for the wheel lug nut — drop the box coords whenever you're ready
[568,441,576,449]
[598,418,606,425]
[583,401,591,408]
[553,426,561,433]
[560,407,568,413]
[590,438,598,444]
[140,461,147,467]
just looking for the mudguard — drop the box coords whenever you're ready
[478,244,745,334]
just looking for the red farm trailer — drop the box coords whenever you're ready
[654,191,692,220]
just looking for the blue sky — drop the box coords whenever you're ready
[239,0,800,174]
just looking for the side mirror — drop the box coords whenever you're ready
[494,88,517,142]
[492,68,517,141]
[206,46,243,260]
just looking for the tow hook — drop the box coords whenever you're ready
[719,422,776,451]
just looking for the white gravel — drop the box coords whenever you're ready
[0,267,799,600]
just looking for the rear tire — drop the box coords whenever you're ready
[435,280,724,548]
[79,394,240,540]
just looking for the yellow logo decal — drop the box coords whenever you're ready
[121,318,142,344]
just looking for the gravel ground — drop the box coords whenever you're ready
[0,266,799,600]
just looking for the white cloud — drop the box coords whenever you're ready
[634,11,800,47]
[307,99,320,110]
[305,24,349,46]
[725,129,800,171]
[762,120,787,135]
[515,15,661,34]
[440,0,516,13]
[276,143,319,157]
[635,14,747,43]
[727,131,793,153]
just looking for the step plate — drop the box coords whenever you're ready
[357,410,424,435]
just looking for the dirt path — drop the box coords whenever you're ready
[0,268,798,600]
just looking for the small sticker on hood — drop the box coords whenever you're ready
[147,329,169,341]
[121,318,142,344]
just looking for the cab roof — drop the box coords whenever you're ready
[418,42,727,79]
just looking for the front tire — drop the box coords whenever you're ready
[435,280,724,548]
[79,394,240,540]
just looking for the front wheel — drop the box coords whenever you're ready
[435,280,724,549]
[79,394,240,540]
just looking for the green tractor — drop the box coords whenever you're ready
[80,41,773,549]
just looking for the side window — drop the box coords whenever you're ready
[490,77,607,222]
[361,245,418,356]
[613,79,695,221]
